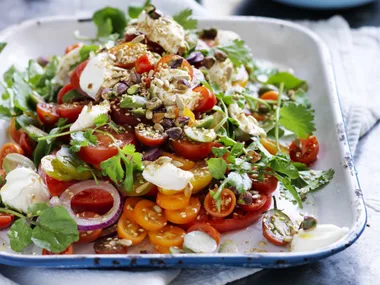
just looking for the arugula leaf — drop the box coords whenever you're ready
[27,203,49,218]
[128,0,151,19]
[218,39,253,67]
[93,7,127,38]
[79,45,99,62]
[279,103,315,139]
[3,65,16,88]
[12,73,33,113]
[266,72,307,91]
[207,158,227,180]
[173,9,198,30]
[8,218,33,252]
[31,206,79,253]
[0,42,6,53]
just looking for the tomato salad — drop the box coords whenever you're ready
[0,4,339,255]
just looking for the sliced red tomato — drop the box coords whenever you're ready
[193,86,217,113]
[187,223,221,245]
[56,101,87,123]
[42,244,73,255]
[251,173,278,195]
[239,194,269,212]
[204,189,236,218]
[70,60,88,90]
[135,124,167,147]
[36,103,60,126]
[76,212,103,244]
[71,189,114,215]
[94,237,128,254]
[0,143,24,168]
[155,55,193,80]
[19,133,36,158]
[171,139,213,161]
[9,117,23,143]
[65,43,80,54]
[135,54,154,74]
[262,206,294,246]
[289,136,319,165]
[208,195,272,233]
[38,166,76,196]
[57,83,75,104]
[0,213,14,229]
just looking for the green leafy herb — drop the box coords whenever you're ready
[70,130,98,152]
[0,42,6,53]
[277,175,303,208]
[27,203,49,218]
[62,89,84,103]
[93,113,109,127]
[294,169,335,199]
[128,0,151,19]
[93,7,127,38]
[3,65,16,88]
[8,218,33,252]
[218,39,253,67]
[211,147,228,157]
[292,89,311,108]
[266,72,307,91]
[173,9,198,30]
[279,103,315,139]
[207,158,227,180]
[269,154,299,179]
[79,45,99,62]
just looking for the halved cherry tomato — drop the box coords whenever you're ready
[187,223,221,245]
[260,90,278,101]
[19,133,36,158]
[71,189,114,215]
[193,86,217,113]
[57,84,75,104]
[171,139,213,161]
[251,173,278,195]
[76,212,103,244]
[179,207,209,230]
[208,195,272,233]
[109,42,143,69]
[135,125,167,147]
[56,101,87,123]
[0,143,24,168]
[135,54,154,74]
[117,213,147,245]
[189,162,213,194]
[154,245,171,254]
[78,131,136,165]
[161,152,195,170]
[262,206,294,246]
[9,117,23,143]
[239,194,269,212]
[122,197,143,223]
[165,197,201,224]
[36,103,60,126]
[42,244,73,255]
[94,237,128,254]
[148,225,185,248]
[155,55,193,80]
[70,60,88,90]
[39,166,76,197]
[156,191,190,211]
[0,213,14,229]
[133,199,167,231]
[65,43,80,54]
[289,136,319,165]
[260,137,288,155]
[204,188,236,218]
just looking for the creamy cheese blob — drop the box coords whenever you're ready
[142,157,194,190]
[291,224,349,252]
[183,231,218,253]
[53,43,83,85]
[1,167,50,213]
[215,30,241,46]
[70,101,110,132]
[207,59,234,92]
[79,53,113,100]
[228,103,266,137]
[131,11,187,54]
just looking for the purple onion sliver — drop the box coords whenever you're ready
[49,196,62,207]
[169,58,183,69]
[186,52,204,65]
[143,148,162,161]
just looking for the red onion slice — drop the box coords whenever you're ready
[60,180,122,231]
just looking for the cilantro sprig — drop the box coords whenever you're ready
[173,9,198,30]
[217,39,253,67]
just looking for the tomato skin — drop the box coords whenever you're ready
[135,54,154,74]
[42,244,73,255]
[289,136,319,165]
[239,194,269,212]
[133,200,167,232]
[187,223,221,245]
[135,127,167,147]
[193,86,217,113]
[39,167,76,197]
[0,213,14,229]
[9,117,23,143]
[164,197,201,224]
[204,189,236,218]
[36,103,60,126]
[171,140,213,161]
[19,133,36,158]
[260,91,278,101]
[76,212,103,244]
[70,60,88,90]
[117,213,147,245]
[56,102,86,123]
[0,169,6,187]
[0,143,24,168]
[148,225,185,248]
[179,207,209,230]
[122,197,143,223]
[65,43,80,54]
[251,174,278,195]
[94,237,128,254]
[155,55,193,80]
[156,192,190,211]
[57,84,75,104]
[70,189,114,216]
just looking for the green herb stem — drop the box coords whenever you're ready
[243,94,272,111]
[0,207,25,219]
[274,82,284,153]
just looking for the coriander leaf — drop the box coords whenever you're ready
[70,130,97,152]
[57,118,68,127]
[226,172,252,192]
[8,218,33,252]
[3,65,16,87]
[295,169,335,198]
[279,103,315,139]
[79,45,99,62]
[0,105,12,118]
[100,154,124,184]
[122,144,143,170]
[62,89,83,103]
[27,203,49,217]
[128,0,151,18]
[218,39,253,67]
[27,59,44,86]
[94,113,109,127]
[207,158,227,180]
[219,136,236,147]
[12,73,33,112]
[0,42,6,53]
[173,9,198,30]
[230,142,244,156]
[31,206,79,253]
[212,147,228,157]
[277,175,303,208]
[292,162,309,171]
[266,72,307,91]
[93,7,127,38]
[269,154,299,179]
[292,89,311,108]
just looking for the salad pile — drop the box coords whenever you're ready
[0,2,341,255]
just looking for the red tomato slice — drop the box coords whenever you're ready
[39,166,76,197]
[70,60,88,90]
[57,84,75,104]
[171,139,213,161]
[77,212,103,244]
[193,86,217,113]
[204,189,236,218]
[36,103,60,126]
[56,102,87,123]
[19,133,36,158]
[251,174,278,195]
[289,136,319,165]
[135,54,154,74]
[239,194,269,212]
[71,188,114,215]
[0,143,24,168]
[0,213,14,229]
[42,244,74,255]
[135,125,167,147]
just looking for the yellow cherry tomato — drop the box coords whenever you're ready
[190,162,213,194]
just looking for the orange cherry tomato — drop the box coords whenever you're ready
[189,162,213,194]
[0,143,24,168]
[42,244,73,255]
[117,213,147,245]
[148,225,186,248]
[165,197,201,224]
[9,117,23,143]
[156,191,190,211]
[122,197,143,223]
[289,136,319,165]
[109,42,146,69]
[76,212,103,244]
[65,43,80,54]
[36,102,60,126]
[260,137,288,155]
[135,54,154,74]
[204,188,236,218]
[260,90,278,101]
[171,139,213,161]
[187,223,221,245]
[193,86,217,113]
[161,152,195,170]
[154,245,171,254]
[0,169,6,187]
[133,199,167,231]
[155,55,193,80]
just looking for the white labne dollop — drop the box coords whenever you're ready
[70,101,110,132]
[215,30,241,46]
[142,157,194,190]
[132,11,187,54]
[291,224,349,252]
[183,231,218,253]
[228,103,266,137]
[53,43,83,85]
[1,167,50,213]
[207,58,234,92]
[79,53,113,100]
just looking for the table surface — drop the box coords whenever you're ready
[0,1,378,285]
